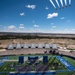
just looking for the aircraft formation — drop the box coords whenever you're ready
[49,0,71,10]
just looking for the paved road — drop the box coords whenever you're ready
[0,49,75,58]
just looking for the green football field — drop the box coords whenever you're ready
[0,55,75,75]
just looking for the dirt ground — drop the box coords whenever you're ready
[0,38,75,48]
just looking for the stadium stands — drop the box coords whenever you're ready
[38,44,44,48]
[31,44,36,48]
[6,44,14,50]
[20,44,24,49]
[13,44,17,49]
[45,44,50,48]
[24,44,29,48]
[52,44,58,50]
[16,44,21,50]
[6,44,58,50]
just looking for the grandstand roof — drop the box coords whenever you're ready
[13,44,17,48]
[24,44,29,48]
[52,44,57,49]
[7,44,13,50]
[16,44,21,49]
[45,44,50,48]
[31,44,36,48]
[6,44,58,50]
[38,44,44,48]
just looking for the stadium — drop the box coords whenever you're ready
[0,39,75,75]
[0,0,75,75]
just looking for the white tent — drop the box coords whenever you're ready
[52,44,57,50]
[45,44,50,48]
[7,44,13,50]
[31,44,36,48]
[20,44,24,48]
[38,44,45,48]
[13,44,17,49]
[49,44,53,48]
[24,44,29,48]
[35,44,38,48]
[16,44,21,49]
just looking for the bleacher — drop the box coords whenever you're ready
[6,44,58,50]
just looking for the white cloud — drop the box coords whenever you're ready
[8,25,16,29]
[19,27,24,29]
[3,25,17,32]
[20,24,24,26]
[19,24,25,28]
[67,20,71,22]
[25,5,36,9]
[20,12,25,16]
[30,28,33,30]
[51,23,54,25]
[2,27,75,34]
[65,29,68,31]
[60,17,65,19]
[47,13,58,19]
[45,7,49,10]
[72,29,75,31]
[33,25,39,27]
[52,25,56,28]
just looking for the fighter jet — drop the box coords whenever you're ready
[62,7,64,9]
[66,6,67,7]
[69,4,71,6]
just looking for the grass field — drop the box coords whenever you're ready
[0,55,75,75]
[56,71,75,75]
[63,56,75,67]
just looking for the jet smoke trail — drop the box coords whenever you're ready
[60,0,64,7]
[69,0,71,5]
[64,0,67,6]
[55,0,60,8]
[49,0,56,9]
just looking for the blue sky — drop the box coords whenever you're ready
[0,0,75,33]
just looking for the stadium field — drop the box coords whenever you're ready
[0,71,75,75]
[63,56,75,67]
[0,55,75,75]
